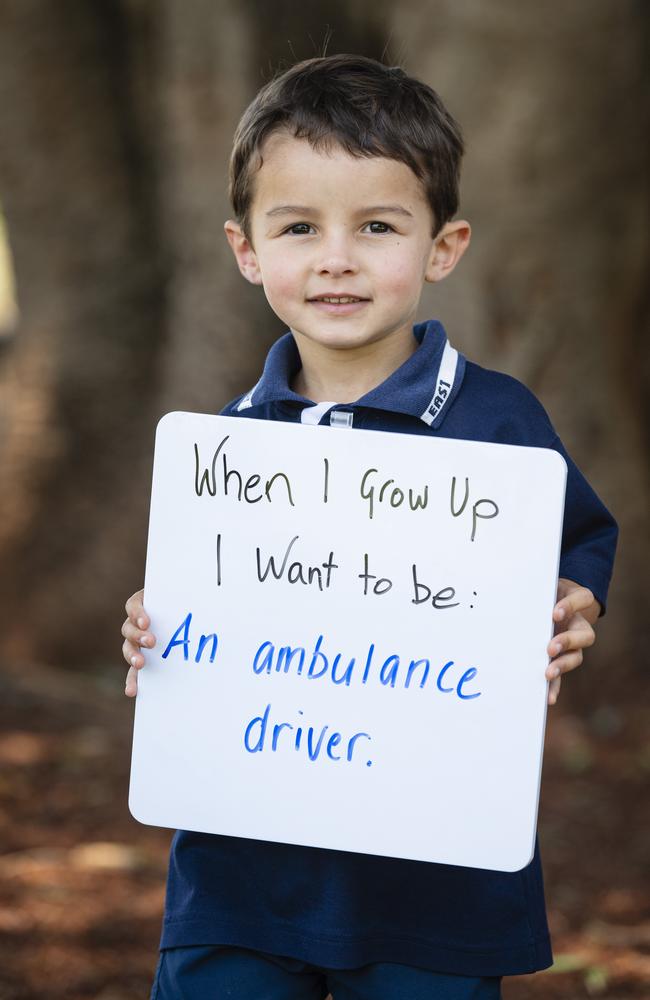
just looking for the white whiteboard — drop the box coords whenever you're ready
[129,411,567,872]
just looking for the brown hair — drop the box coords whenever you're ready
[229,54,464,240]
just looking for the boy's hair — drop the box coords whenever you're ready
[229,54,464,240]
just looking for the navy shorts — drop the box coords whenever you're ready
[151,945,502,999]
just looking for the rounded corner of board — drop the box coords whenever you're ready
[127,789,152,828]
[544,447,568,481]
[501,842,536,873]
[155,411,183,435]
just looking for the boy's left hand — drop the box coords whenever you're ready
[546,577,600,705]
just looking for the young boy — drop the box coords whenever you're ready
[121,55,617,999]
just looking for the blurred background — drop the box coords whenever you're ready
[0,1,648,998]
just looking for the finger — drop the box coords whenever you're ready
[548,619,594,656]
[121,618,156,648]
[123,635,153,669]
[122,638,146,669]
[125,665,139,697]
[546,649,583,680]
[125,588,148,629]
[553,586,595,623]
[547,676,562,705]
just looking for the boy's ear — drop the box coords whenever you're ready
[424,220,471,284]
[224,220,263,286]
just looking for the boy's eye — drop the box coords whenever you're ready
[364,221,393,234]
[284,223,314,236]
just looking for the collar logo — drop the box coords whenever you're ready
[426,377,452,420]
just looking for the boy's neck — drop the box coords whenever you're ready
[291,327,418,404]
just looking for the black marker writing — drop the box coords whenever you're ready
[256,536,338,590]
[323,457,330,504]
[358,553,393,596]
[450,476,499,541]
[360,468,428,520]
[194,436,295,506]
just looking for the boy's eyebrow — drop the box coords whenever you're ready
[265,204,414,219]
[266,205,316,217]
[359,205,414,219]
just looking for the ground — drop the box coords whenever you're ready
[0,661,647,1000]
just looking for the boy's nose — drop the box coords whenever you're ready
[316,258,359,277]
[314,239,359,277]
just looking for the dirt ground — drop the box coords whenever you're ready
[0,661,647,1000]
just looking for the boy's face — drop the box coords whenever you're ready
[226,132,469,364]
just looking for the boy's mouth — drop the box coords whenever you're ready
[308,295,368,304]
[307,294,371,314]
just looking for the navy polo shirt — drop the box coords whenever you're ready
[159,320,617,976]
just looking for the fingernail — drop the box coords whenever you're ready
[552,642,562,655]
[130,655,139,667]
[139,636,150,647]
[556,608,565,620]
[138,617,146,629]
[552,666,561,678]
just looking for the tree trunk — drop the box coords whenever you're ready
[408,0,649,679]
[0,0,389,666]
[0,1,645,679]
[0,0,166,663]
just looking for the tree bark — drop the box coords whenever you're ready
[0,0,166,662]
[408,0,650,676]
[0,1,645,678]
[0,0,389,665]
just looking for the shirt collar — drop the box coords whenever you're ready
[236,319,466,429]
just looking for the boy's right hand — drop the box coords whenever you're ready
[121,589,156,697]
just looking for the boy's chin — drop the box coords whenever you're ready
[291,328,377,353]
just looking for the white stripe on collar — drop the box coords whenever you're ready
[420,339,459,426]
[300,401,337,425]
[236,379,262,411]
